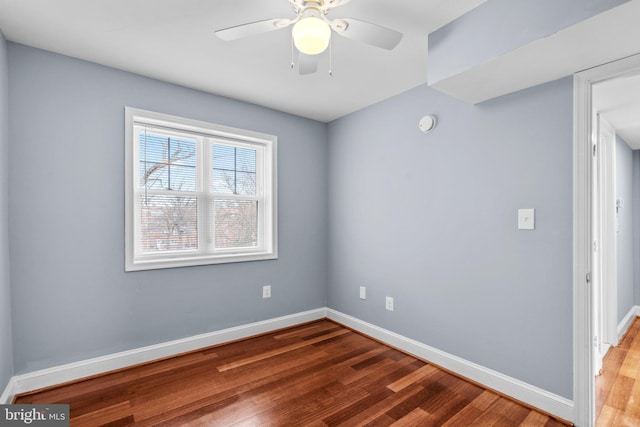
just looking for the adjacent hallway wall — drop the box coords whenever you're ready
[0,31,13,394]
[634,150,640,306]
[327,78,574,399]
[616,136,634,322]
[7,43,329,374]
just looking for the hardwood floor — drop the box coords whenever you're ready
[15,320,570,426]
[596,316,640,426]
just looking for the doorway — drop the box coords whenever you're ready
[574,53,640,426]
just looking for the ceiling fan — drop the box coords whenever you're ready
[214,0,403,75]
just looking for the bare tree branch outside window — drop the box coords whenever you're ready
[139,134,197,252]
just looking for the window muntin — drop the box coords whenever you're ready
[125,108,277,271]
[212,145,257,196]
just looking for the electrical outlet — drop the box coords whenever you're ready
[385,296,394,311]
[359,286,366,300]
[262,285,271,299]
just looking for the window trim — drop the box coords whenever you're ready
[125,107,277,271]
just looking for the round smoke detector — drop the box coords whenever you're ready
[419,115,437,133]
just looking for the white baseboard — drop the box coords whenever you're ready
[326,309,574,422]
[0,376,17,404]
[4,308,326,402]
[617,305,640,343]
[2,307,574,423]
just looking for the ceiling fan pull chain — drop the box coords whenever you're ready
[290,35,295,70]
[329,38,333,76]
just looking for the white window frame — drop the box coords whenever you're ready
[125,107,277,271]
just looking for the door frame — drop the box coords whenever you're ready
[574,53,640,427]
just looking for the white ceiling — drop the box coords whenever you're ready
[0,0,485,123]
[594,72,640,150]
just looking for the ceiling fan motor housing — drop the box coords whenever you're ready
[290,0,351,16]
[299,2,323,19]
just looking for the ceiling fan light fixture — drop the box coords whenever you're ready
[292,17,331,55]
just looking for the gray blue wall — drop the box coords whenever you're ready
[7,43,328,374]
[0,31,13,394]
[616,136,634,322]
[327,78,574,399]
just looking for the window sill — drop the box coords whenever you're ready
[125,251,278,272]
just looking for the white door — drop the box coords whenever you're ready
[599,115,617,353]
[592,113,617,375]
[592,112,603,375]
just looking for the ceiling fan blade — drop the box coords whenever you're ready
[330,18,402,50]
[298,52,318,75]
[215,18,294,41]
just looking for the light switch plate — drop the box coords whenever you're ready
[518,208,535,230]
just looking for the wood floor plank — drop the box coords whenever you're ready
[626,377,640,419]
[70,401,133,427]
[364,413,398,426]
[321,386,395,425]
[424,392,471,425]
[598,404,620,426]
[471,397,527,427]
[14,319,571,426]
[387,384,440,420]
[597,345,626,414]
[332,384,425,427]
[470,389,501,411]
[273,321,341,340]
[441,403,484,426]
[520,410,554,426]
[607,373,635,410]
[387,363,438,393]
[389,407,432,426]
[345,356,418,393]
[451,378,486,401]
[619,352,640,379]
[597,316,640,426]
[216,328,349,372]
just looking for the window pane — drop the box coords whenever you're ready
[139,194,198,253]
[212,145,256,195]
[139,132,197,191]
[212,200,258,249]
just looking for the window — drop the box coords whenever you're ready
[125,107,277,271]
